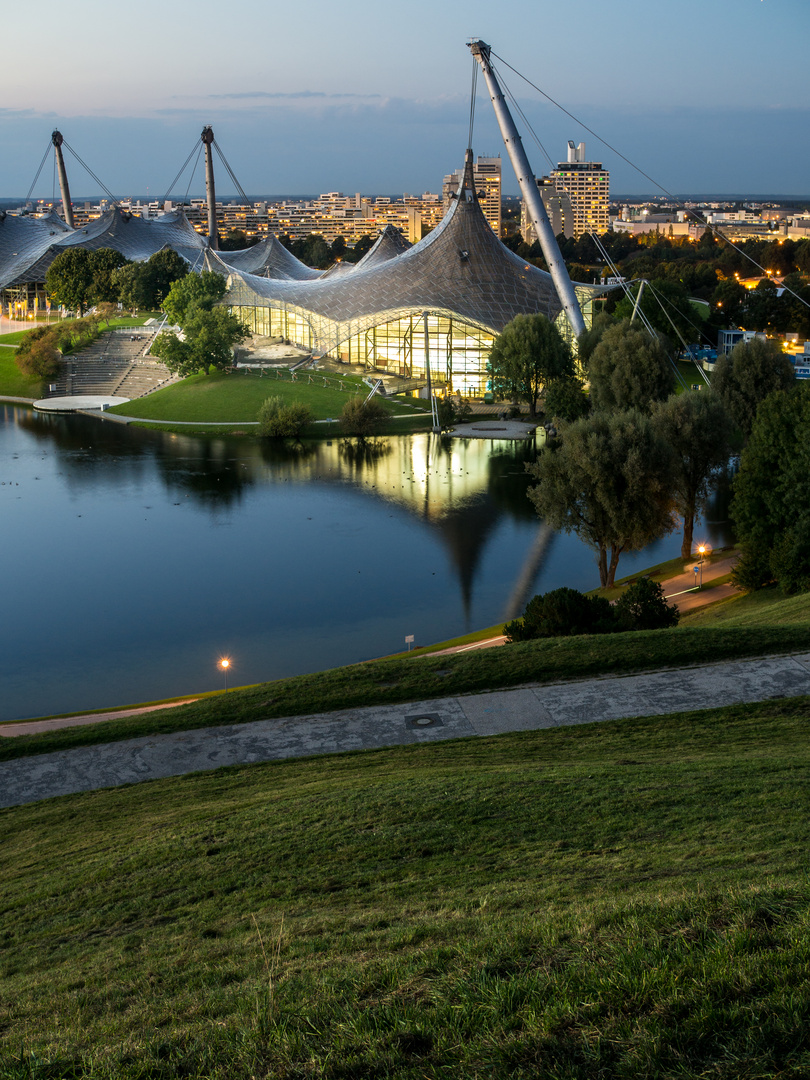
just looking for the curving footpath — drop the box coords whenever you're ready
[3,651,810,809]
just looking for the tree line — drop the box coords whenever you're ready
[488,311,798,594]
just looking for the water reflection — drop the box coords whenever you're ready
[0,406,735,721]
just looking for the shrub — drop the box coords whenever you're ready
[15,337,62,381]
[258,396,313,438]
[339,396,388,437]
[614,577,680,631]
[504,587,617,642]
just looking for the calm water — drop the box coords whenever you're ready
[0,406,733,721]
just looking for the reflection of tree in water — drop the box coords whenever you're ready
[338,437,392,470]
[700,465,736,548]
[258,438,321,470]
[486,439,540,522]
[16,410,152,486]
[153,435,251,508]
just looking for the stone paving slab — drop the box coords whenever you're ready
[0,697,474,809]
[3,655,810,810]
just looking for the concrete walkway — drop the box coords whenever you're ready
[3,652,810,809]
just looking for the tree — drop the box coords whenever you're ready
[258,396,313,438]
[15,336,62,381]
[614,577,680,631]
[503,587,617,641]
[614,279,696,340]
[651,392,732,558]
[95,301,119,326]
[162,270,227,326]
[542,376,590,423]
[88,248,129,303]
[113,250,188,312]
[576,311,614,368]
[730,385,810,593]
[527,409,676,587]
[152,306,249,376]
[339,396,388,437]
[587,320,675,413]
[712,336,794,440]
[488,313,575,418]
[45,249,95,315]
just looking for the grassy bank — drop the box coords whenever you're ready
[4,621,810,761]
[0,348,39,398]
[2,696,810,1077]
[109,370,433,425]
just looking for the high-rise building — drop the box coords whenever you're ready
[443,156,502,236]
[521,178,574,244]
[549,141,609,238]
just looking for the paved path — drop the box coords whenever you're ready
[3,652,810,809]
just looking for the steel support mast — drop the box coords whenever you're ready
[51,131,74,229]
[201,126,218,249]
[467,40,584,338]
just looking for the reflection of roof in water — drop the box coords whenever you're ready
[223,155,600,342]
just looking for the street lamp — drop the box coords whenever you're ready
[695,543,711,589]
[219,657,230,693]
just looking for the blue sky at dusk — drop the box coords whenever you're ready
[2,0,807,200]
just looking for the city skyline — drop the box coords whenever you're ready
[2,0,808,200]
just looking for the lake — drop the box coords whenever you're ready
[0,406,733,721]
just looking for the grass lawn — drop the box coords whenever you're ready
[2,697,810,1077]
[110,370,433,424]
[0,348,41,398]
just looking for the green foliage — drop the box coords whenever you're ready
[542,375,590,422]
[45,248,95,315]
[576,311,614,367]
[339,395,388,436]
[258,395,314,438]
[614,278,696,340]
[44,248,130,314]
[731,384,810,593]
[14,336,61,381]
[587,320,676,412]
[528,409,676,587]
[88,247,129,303]
[162,270,227,326]
[153,273,248,376]
[504,586,617,641]
[712,336,795,440]
[488,313,574,418]
[652,391,732,558]
[113,249,189,311]
[615,576,680,631]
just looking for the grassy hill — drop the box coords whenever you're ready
[2,695,809,1078]
[107,369,433,428]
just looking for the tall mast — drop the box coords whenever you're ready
[201,126,218,250]
[51,131,74,229]
[467,40,585,338]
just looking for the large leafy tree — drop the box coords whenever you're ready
[88,248,129,303]
[527,409,676,587]
[152,271,248,376]
[712,336,794,440]
[162,270,227,326]
[731,385,810,592]
[587,319,675,413]
[652,391,732,558]
[113,249,189,312]
[488,313,575,418]
[45,249,96,315]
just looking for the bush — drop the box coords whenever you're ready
[15,337,62,381]
[614,577,680,631]
[258,396,313,438]
[504,587,617,641]
[340,396,388,437]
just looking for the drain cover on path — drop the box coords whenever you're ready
[405,713,444,729]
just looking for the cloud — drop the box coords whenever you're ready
[208,90,384,101]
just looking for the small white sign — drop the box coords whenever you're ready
[405,635,414,644]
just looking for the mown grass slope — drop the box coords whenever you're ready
[108,370,431,424]
[2,697,810,1078]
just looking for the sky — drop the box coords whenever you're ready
[2,0,808,201]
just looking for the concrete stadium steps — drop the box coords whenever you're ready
[113,361,175,399]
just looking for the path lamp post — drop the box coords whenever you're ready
[697,544,707,589]
[219,657,230,693]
